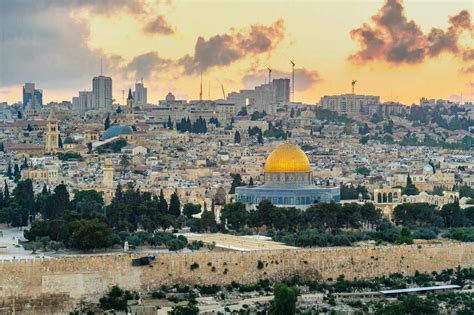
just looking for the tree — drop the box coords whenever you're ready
[158,189,168,213]
[440,202,464,228]
[43,184,70,220]
[200,210,217,232]
[71,190,105,218]
[104,115,111,130]
[4,180,9,201]
[257,132,264,144]
[272,283,298,315]
[26,124,33,132]
[234,130,241,144]
[13,164,21,182]
[169,192,181,217]
[356,166,370,177]
[58,134,63,148]
[183,203,201,219]
[70,219,112,250]
[249,177,254,186]
[12,179,35,226]
[403,174,419,196]
[237,106,248,116]
[23,241,41,254]
[290,107,295,118]
[229,173,244,194]
[41,183,48,195]
[100,285,134,311]
[167,115,173,129]
[6,162,12,179]
[17,111,22,119]
[220,202,248,230]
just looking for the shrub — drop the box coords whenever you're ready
[190,262,199,270]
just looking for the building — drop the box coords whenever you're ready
[319,94,380,115]
[236,143,340,209]
[272,78,290,103]
[92,75,112,111]
[72,91,94,116]
[133,81,147,108]
[121,144,147,156]
[45,110,59,153]
[23,83,43,110]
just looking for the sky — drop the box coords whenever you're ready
[0,0,473,105]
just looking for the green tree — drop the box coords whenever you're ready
[6,162,12,179]
[71,190,104,218]
[70,219,112,250]
[183,203,201,219]
[200,210,217,232]
[58,134,63,148]
[220,202,248,230]
[403,174,419,196]
[158,189,168,213]
[13,164,21,182]
[229,173,244,194]
[169,192,181,217]
[104,115,111,130]
[234,130,241,143]
[272,283,298,315]
[356,166,370,177]
[99,285,134,311]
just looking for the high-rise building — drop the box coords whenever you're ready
[22,83,43,109]
[72,91,94,116]
[272,78,290,103]
[92,76,112,111]
[319,94,380,115]
[133,81,147,108]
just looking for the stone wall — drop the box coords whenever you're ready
[0,243,473,313]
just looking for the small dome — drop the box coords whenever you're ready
[423,164,434,174]
[102,125,133,140]
[264,143,311,173]
[63,136,75,144]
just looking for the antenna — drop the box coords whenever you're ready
[290,59,295,102]
[100,58,103,76]
[267,67,272,86]
[199,72,203,102]
[351,80,357,94]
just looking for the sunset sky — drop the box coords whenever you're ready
[0,0,473,105]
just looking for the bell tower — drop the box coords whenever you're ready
[45,110,59,152]
[102,158,114,189]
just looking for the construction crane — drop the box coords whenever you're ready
[221,84,226,99]
[351,80,357,95]
[290,59,295,102]
[199,72,203,101]
[267,67,272,85]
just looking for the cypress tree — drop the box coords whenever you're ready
[6,162,12,178]
[169,192,181,217]
[104,115,111,130]
[234,131,241,143]
[41,183,48,195]
[159,189,168,213]
[4,180,9,201]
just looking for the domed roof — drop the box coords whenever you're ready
[264,143,311,173]
[102,125,133,140]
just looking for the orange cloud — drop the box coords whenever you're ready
[143,16,175,35]
[179,19,285,75]
[349,0,472,65]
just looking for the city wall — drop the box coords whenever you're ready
[0,243,473,313]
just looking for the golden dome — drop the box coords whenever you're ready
[264,143,311,173]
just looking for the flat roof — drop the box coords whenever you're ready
[380,285,461,295]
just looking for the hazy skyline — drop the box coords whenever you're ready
[0,0,473,105]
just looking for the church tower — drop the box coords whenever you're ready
[127,88,135,125]
[45,110,59,153]
[102,158,114,189]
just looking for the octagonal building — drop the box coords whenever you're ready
[235,143,340,209]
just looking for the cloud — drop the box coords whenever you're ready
[461,65,474,74]
[179,19,285,75]
[242,68,322,92]
[124,52,172,79]
[349,0,473,65]
[143,16,175,35]
[0,0,153,89]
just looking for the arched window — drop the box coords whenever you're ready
[382,193,387,203]
[377,193,382,203]
[388,192,393,203]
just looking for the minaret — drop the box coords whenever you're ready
[102,158,114,189]
[45,110,59,153]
